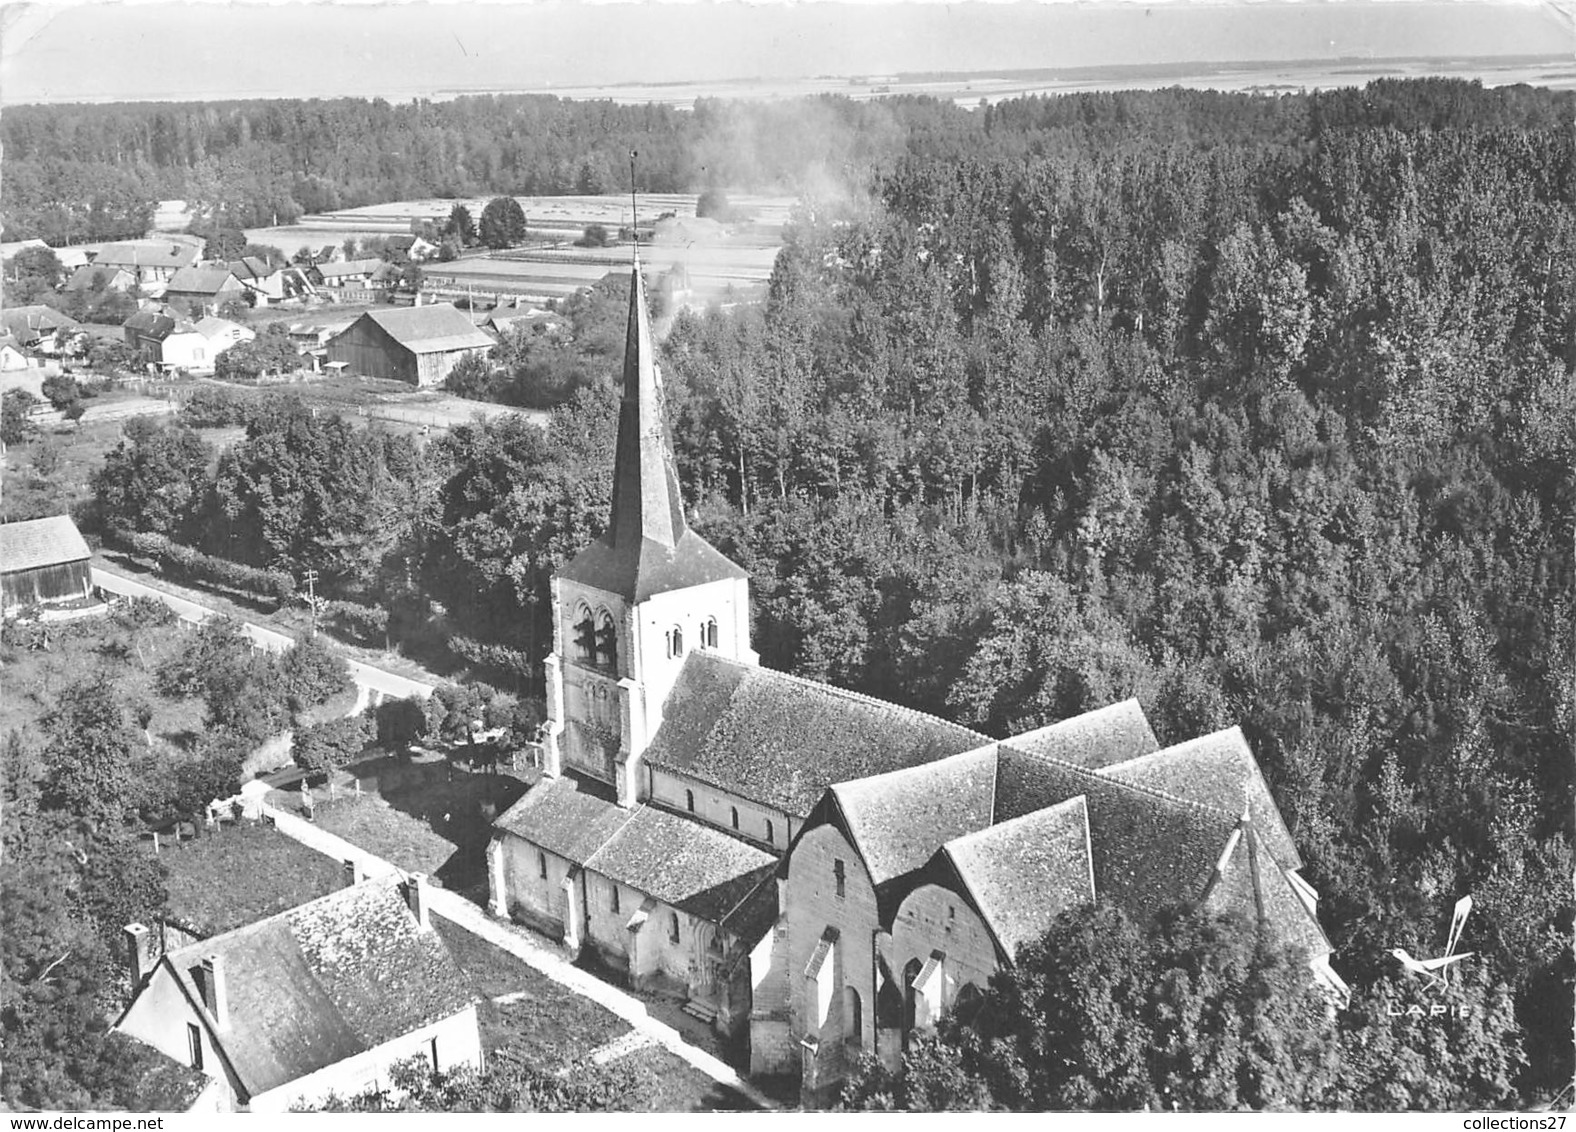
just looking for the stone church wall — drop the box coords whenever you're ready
[889,882,1000,1018]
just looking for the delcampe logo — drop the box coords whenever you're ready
[1386,894,1474,1019]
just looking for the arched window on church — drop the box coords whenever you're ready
[765,819,774,844]
[703,617,718,650]
[669,912,681,945]
[572,604,595,662]
[666,626,684,659]
[730,806,740,830]
[685,789,695,813]
[595,610,618,671]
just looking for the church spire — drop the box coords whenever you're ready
[607,248,687,552]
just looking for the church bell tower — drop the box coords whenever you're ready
[539,249,755,806]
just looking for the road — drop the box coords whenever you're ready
[91,565,434,707]
[261,803,778,1111]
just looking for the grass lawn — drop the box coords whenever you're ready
[301,756,528,891]
[615,1045,757,1112]
[161,820,347,934]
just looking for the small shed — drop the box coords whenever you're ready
[0,515,93,616]
[325,305,494,387]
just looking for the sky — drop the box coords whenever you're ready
[1,0,1570,106]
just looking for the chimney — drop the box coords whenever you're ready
[200,954,229,1030]
[405,873,430,929]
[124,923,151,986]
[343,858,363,888]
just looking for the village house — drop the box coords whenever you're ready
[487,252,1346,1104]
[0,334,30,372]
[193,316,256,354]
[310,259,386,302]
[115,875,480,1113]
[66,262,136,294]
[91,241,200,289]
[325,305,494,387]
[386,234,438,262]
[225,257,285,305]
[0,305,81,354]
[0,514,94,617]
[123,309,215,372]
[163,266,245,314]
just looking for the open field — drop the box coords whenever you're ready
[246,192,793,308]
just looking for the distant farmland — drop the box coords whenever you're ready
[247,193,795,308]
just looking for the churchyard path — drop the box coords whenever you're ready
[259,802,779,1111]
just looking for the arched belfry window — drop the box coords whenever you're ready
[666,626,684,659]
[572,604,596,662]
[703,618,718,650]
[669,913,681,945]
[595,610,618,670]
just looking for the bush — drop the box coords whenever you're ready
[292,714,371,778]
[375,696,428,749]
[323,600,390,647]
[105,526,296,606]
[280,633,352,716]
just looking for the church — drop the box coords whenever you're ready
[486,254,1346,1105]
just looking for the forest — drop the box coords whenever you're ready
[4,79,1572,1109]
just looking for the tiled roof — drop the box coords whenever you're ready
[1007,699,1159,769]
[492,774,634,863]
[124,310,198,340]
[166,267,240,295]
[994,742,1237,916]
[830,745,997,887]
[103,1031,212,1112]
[161,879,475,1099]
[0,304,78,338]
[1203,823,1330,962]
[0,515,91,573]
[558,529,746,603]
[645,651,990,819]
[942,796,1095,960]
[1098,728,1302,870]
[586,805,776,924]
[720,873,780,949]
[227,257,273,280]
[355,306,494,353]
[95,242,199,270]
[193,316,252,341]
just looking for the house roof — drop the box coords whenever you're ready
[942,795,1095,960]
[0,305,79,338]
[66,263,132,290]
[227,257,274,281]
[161,879,475,1100]
[166,267,240,296]
[644,651,990,820]
[94,242,199,270]
[0,515,91,573]
[316,259,382,280]
[493,773,635,862]
[103,1031,213,1112]
[830,745,998,887]
[351,306,495,354]
[193,316,254,342]
[586,805,776,924]
[1098,728,1302,870]
[1008,699,1160,769]
[558,529,747,604]
[124,310,200,340]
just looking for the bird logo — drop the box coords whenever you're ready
[1390,895,1474,991]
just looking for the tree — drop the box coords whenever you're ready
[279,634,352,716]
[203,227,248,262]
[2,388,39,444]
[479,197,527,250]
[42,676,142,827]
[93,419,213,538]
[577,223,610,248]
[300,1053,623,1112]
[696,187,733,221]
[213,326,297,381]
[40,372,80,411]
[292,714,371,778]
[442,204,477,248]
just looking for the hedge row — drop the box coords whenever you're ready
[448,634,535,681]
[105,526,296,606]
[323,600,389,646]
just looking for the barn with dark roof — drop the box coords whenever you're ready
[1,514,94,617]
[115,875,480,1113]
[325,304,493,386]
[486,251,1344,1105]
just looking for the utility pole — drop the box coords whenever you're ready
[303,568,319,637]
